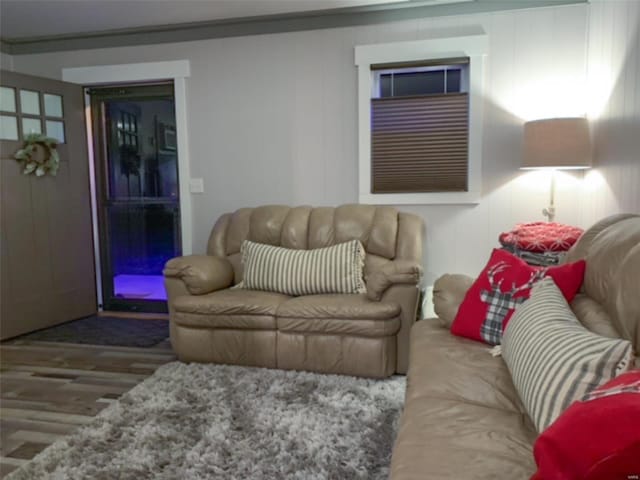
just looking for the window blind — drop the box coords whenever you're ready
[371,92,469,193]
[371,57,469,71]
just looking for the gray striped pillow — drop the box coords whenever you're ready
[239,240,366,296]
[502,278,633,432]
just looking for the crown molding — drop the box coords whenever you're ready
[1,0,586,55]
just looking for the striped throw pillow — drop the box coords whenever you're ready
[240,240,366,296]
[502,278,633,433]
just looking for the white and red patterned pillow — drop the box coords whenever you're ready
[499,222,584,253]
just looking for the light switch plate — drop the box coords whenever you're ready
[189,178,204,193]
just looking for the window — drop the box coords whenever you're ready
[0,86,19,140]
[371,59,469,194]
[116,111,138,148]
[375,62,466,98]
[355,35,488,204]
[0,87,66,142]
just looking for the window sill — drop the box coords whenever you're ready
[359,191,481,205]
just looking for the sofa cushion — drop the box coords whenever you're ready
[391,318,538,479]
[502,278,633,433]
[391,397,537,480]
[173,289,290,317]
[276,294,401,337]
[564,215,640,356]
[278,294,400,320]
[571,293,621,339]
[174,312,277,330]
[407,319,528,414]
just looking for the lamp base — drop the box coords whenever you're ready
[542,170,557,222]
[542,206,556,222]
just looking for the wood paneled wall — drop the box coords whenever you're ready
[581,0,640,225]
[0,52,14,71]
[9,4,601,283]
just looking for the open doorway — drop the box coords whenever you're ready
[89,83,181,313]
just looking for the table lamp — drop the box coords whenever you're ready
[521,117,592,222]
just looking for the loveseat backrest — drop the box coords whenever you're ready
[565,214,640,356]
[207,204,424,285]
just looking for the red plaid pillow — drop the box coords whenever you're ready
[531,370,640,480]
[450,249,585,345]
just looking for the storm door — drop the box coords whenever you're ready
[89,83,180,313]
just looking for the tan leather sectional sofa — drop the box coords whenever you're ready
[391,214,640,479]
[164,204,424,378]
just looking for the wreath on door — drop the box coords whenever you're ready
[14,133,60,176]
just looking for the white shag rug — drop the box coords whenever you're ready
[7,362,406,480]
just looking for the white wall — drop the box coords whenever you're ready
[1,52,14,71]
[581,0,640,225]
[11,4,591,284]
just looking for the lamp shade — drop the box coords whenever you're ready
[522,117,592,169]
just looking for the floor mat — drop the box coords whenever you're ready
[15,315,170,348]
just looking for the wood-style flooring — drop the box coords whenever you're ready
[0,337,176,477]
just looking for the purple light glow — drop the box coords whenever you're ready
[113,274,166,300]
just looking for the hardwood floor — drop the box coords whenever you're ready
[0,338,176,477]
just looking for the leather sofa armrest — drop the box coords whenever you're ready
[367,260,423,302]
[432,273,475,328]
[163,255,234,295]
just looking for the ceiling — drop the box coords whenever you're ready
[0,0,413,41]
[0,0,582,55]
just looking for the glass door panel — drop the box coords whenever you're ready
[108,203,179,302]
[90,84,180,312]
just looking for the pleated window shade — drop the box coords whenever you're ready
[371,86,469,194]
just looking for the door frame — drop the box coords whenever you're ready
[62,60,192,310]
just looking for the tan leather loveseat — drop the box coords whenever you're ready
[164,204,424,378]
[391,214,640,479]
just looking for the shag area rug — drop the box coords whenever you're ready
[8,362,406,480]
[17,315,169,347]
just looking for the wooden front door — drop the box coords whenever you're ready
[0,70,96,339]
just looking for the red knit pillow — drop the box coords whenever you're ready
[531,370,640,480]
[450,249,585,345]
[499,222,584,252]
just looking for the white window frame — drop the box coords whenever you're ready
[355,35,488,205]
[62,60,191,310]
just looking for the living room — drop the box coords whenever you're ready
[0,0,638,478]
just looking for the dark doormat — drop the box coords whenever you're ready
[15,315,170,348]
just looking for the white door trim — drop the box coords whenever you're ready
[63,60,192,310]
[81,90,104,308]
[62,61,190,85]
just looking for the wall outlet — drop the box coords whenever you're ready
[189,178,204,193]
